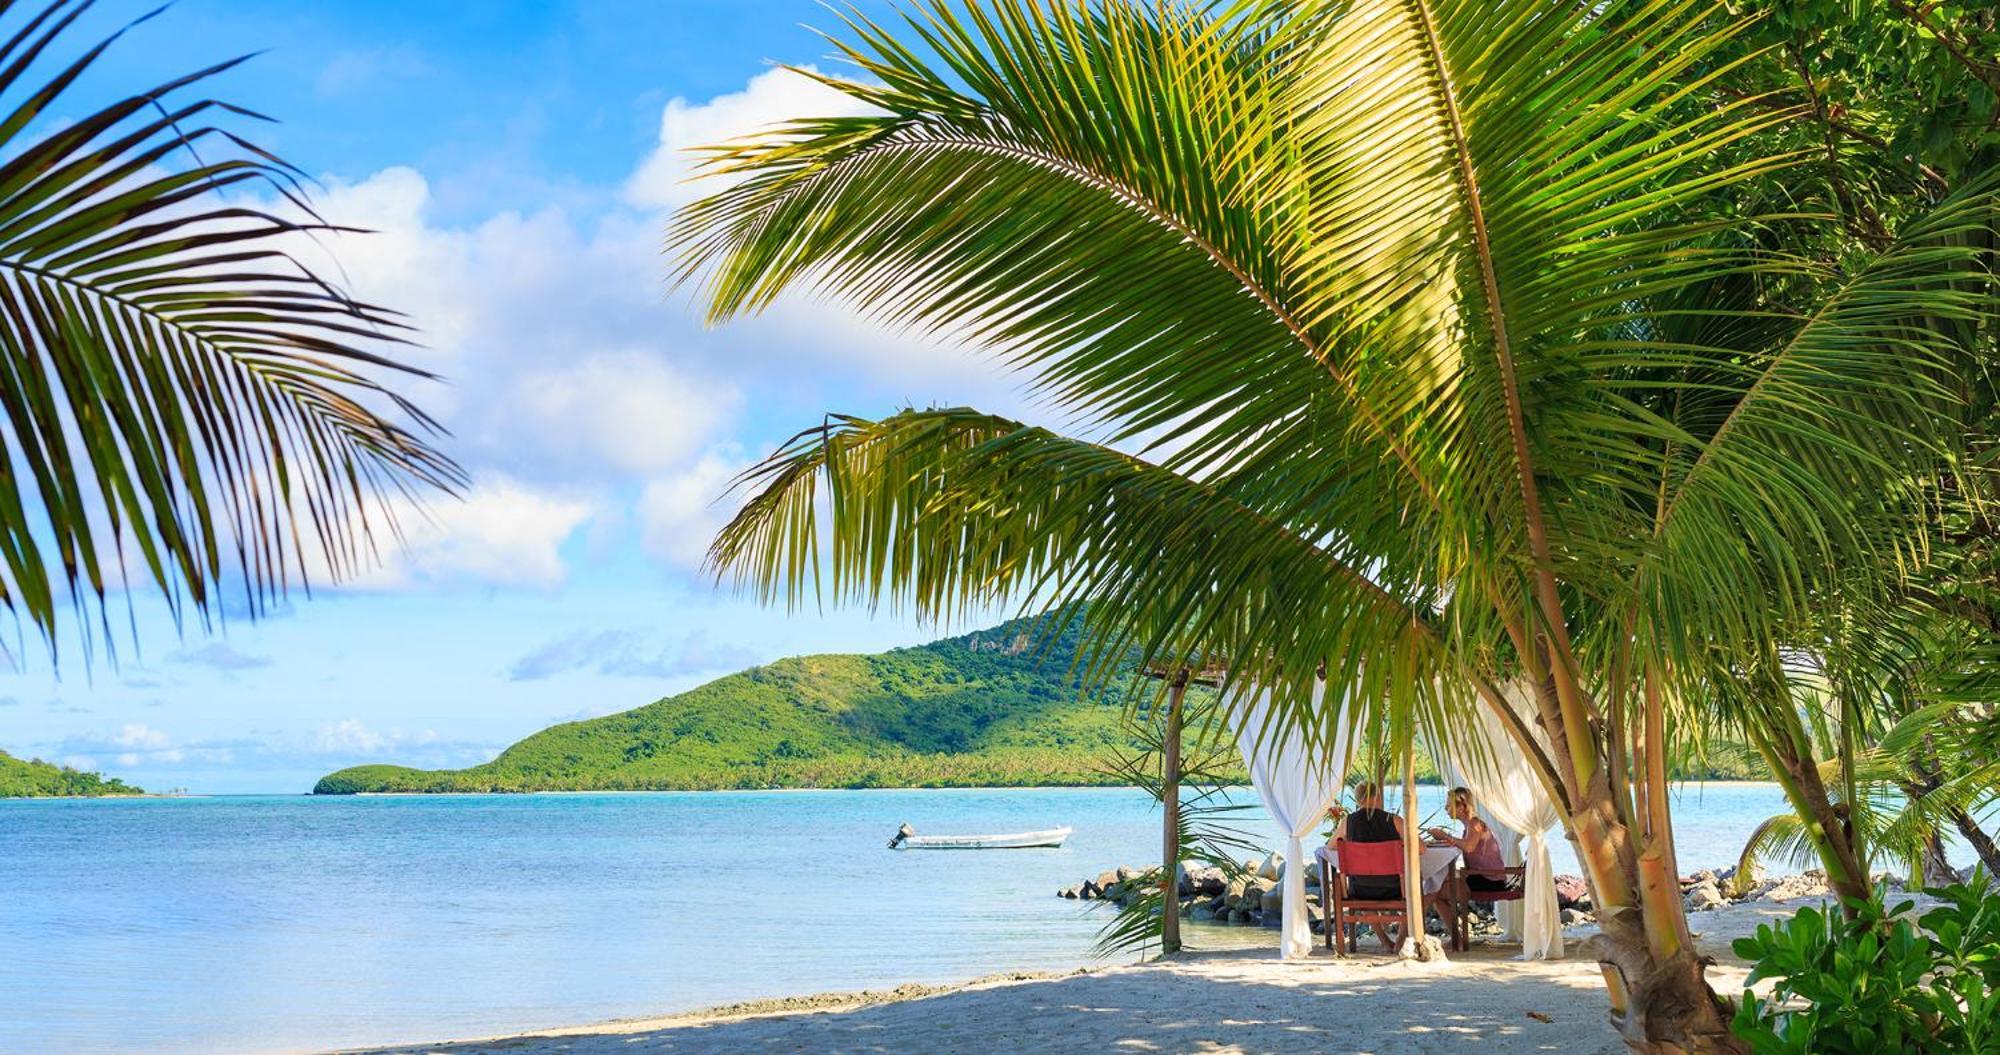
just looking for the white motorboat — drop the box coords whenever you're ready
[888,823,1072,850]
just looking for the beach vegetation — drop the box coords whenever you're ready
[1699,0,2000,903]
[1731,878,2000,1054]
[0,749,141,797]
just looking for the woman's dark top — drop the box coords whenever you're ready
[1347,808,1398,843]
[1343,808,1402,900]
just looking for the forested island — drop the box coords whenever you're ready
[316,619,1765,794]
[0,750,143,797]
[317,619,1150,792]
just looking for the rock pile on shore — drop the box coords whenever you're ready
[1551,865,1885,923]
[1058,854,1323,929]
[1064,857,1896,934]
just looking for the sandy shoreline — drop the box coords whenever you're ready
[327,897,1827,1055]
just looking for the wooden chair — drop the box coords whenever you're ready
[1448,860,1528,951]
[1322,838,1409,955]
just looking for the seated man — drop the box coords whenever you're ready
[1328,781,1406,949]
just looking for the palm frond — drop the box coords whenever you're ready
[1639,171,2000,653]
[708,406,1487,764]
[0,1,461,661]
[673,0,1454,607]
[1738,810,1825,877]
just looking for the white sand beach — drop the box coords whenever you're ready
[331,897,1828,1055]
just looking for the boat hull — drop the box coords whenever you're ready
[893,826,1072,850]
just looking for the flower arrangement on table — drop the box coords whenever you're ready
[1321,802,1349,844]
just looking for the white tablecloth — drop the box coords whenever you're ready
[1315,843,1462,894]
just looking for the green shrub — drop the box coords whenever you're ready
[1731,877,2000,1054]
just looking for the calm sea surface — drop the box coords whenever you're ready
[0,782,1908,1054]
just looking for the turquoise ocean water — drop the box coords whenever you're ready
[0,782,1945,1054]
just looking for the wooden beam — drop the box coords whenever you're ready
[1404,738,1422,955]
[1161,671,1187,955]
[1140,660,1227,687]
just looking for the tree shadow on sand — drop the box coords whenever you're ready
[341,946,1648,1055]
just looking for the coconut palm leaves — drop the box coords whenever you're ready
[682,0,1991,750]
[677,2,1999,1047]
[1639,178,2000,657]
[710,409,1455,745]
[674,0,1449,618]
[0,0,459,659]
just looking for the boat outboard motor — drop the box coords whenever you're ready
[888,822,916,849]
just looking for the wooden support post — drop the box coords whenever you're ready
[1403,738,1422,955]
[1161,672,1187,955]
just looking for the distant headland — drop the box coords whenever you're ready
[314,618,1763,794]
[315,617,1148,794]
[1,749,143,798]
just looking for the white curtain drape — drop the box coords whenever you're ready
[1232,678,1352,960]
[1436,681,1565,960]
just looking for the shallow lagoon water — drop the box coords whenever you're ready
[0,782,1880,1054]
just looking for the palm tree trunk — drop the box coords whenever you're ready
[1780,747,1870,906]
[1570,792,1743,1053]
[1918,829,1958,888]
[1742,710,1871,910]
[1895,775,1966,888]
[1532,678,1744,1054]
[1907,754,2000,877]
[1403,739,1423,955]
[1949,807,2000,877]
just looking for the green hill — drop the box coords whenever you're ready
[313,615,1767,795]
[0,750,143,797]
[315,617,1171,794]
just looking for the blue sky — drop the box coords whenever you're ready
[2,0,1035,793]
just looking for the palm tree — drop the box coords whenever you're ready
[672,1,1999,1051]
[1727,603,2000,898]
[1697,0,2000,910]
[0,0,459,664]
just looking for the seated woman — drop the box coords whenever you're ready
[1425,786,1508,924]
[1328,781,1406,950]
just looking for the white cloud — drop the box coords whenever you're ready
[168,643,272,671]
[302,721,490,768]
[58,724,196,767]
[505,352,737,476]
[43,722,490,777]
[316,44,431,98]
[638,446,751,571]
[109,724,171,750]
[248,67,1021,590]
[625,66,876,211]
[343,475,596,591]
[286,168,748,487]
[507,628,760,681]
[315,719,395,754]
